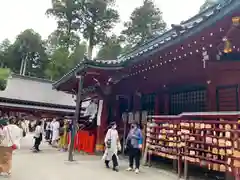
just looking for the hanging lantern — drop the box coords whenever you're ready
[223,39,232,53]
[232,17,240,26]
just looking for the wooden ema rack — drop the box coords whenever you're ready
[146,113,240,180]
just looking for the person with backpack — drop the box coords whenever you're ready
[102,122,121,172]
[125,122,143,174]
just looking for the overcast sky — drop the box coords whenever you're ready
[0,0,205,42]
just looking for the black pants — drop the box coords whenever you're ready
[105,154,118,168]
[34,137,41,151]
[45,130,51,140]
[49,131,53,144]
[129,148,141,169]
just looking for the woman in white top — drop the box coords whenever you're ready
[102,122,121,172]
[0,118,23,176]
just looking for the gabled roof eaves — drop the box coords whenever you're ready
[118,0,233,62]
[54,0,238,90]
[53,59,124,89]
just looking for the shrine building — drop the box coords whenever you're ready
[53,0,240,151]
[0,74,75,117]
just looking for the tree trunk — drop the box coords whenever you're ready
[20,57,24,75]
[87,38,93,59]
[22,55,28,76]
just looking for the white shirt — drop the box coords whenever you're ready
[34,125,42,138]
[46,122,51,130]
[84,102,98,119]
[50,121,54,131]
[2,124,23,148]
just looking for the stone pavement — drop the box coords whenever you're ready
[9,134,179,180]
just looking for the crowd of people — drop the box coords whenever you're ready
[0,116,72,176]
[0,111,144,176]
[33,118,71,152]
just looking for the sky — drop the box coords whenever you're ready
[0,0,205,43]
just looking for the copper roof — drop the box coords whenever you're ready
[0,74,75,107]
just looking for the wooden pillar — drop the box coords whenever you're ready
[95,99,108,153]
[134,94,141,111]
[163,93,169,115]
[207,82,216,111]
[154,94,159,115]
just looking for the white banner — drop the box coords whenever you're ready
[97,100,103,126]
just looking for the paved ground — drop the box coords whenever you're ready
[8,134,179,180]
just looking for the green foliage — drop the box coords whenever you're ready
[68,41,87,67]
[0,39,11,68]
[44,47,70,81]
[121,0,166,47]
[46,0,82,48]
[9,29,48,77]
[0,68,10,91]
[44,41,87,81]
[46,0,119,58]
[80,0,120,58]
[97,35,123,60]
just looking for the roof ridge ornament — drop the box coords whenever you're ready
[171,24,186,35]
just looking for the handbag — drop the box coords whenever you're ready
[106,130,112,149]
[6,127,17,150]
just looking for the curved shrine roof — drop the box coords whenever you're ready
[53,0,240,91]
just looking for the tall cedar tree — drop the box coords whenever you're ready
[97,35,123,60]
[80,0,119,58]
[46,0,81,49]
[122,0,166,47]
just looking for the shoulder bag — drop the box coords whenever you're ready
[6,127,17,150]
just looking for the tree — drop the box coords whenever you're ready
[80,0,119,58]
[44,41,87,80]
[46,0,81,49]
[199,0,218,12]
[68,41,87,67]
[0,39,11,67]
[121,0,166,47]
[9,29,48,77]
[0,68,10,91]
[97,35,123,60]
[44,47,70,81]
